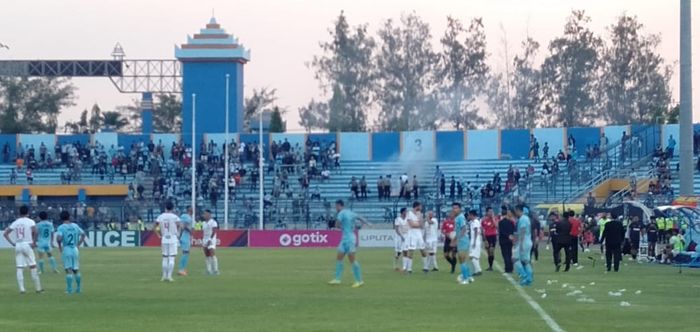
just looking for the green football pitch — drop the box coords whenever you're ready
[0,247,698,332]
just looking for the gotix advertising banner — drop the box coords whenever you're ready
[141,230,247,248]
[248,230,343,248]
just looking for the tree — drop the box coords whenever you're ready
[436,16,490,130]
[601,14,672,124]
[102,111,129,131]
[153,94,182,133]
[268,107,287,133]
[244,88,277,132]
[88,103,103,133]
[309,11,374,132]
[508,37,541,129]
[540,10,603,127]
[298,99,329,131]
[0,77,75,133]
[64,108,89,134]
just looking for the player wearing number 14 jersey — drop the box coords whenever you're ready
[155,201,181,282]
[3,205,43,294]
[56,211,86,294]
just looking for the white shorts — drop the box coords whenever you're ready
[469,242,482,259]
[406,233,425,251]
[203,237,217,250]
[15,242,37,268]
[395,234,406,252]
[424,240,438,253]
[161,242,178,257]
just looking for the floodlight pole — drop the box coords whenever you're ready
[191,93,196,224]
[259,108,264,230]
[224,74,230,230]
[679,0,694,195]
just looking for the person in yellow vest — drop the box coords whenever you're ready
[136,218,145,231]
[657,216,666,244]
[665,217,674,244]
[194,220,203,231]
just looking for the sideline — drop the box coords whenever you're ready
[494,262,566,332]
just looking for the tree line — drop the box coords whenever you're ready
[0,10,675,134]
[298,10,675,132]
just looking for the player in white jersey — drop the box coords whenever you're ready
[202,209,219,275]
[405,201,428,274]
[423,210,440,271]
[155,201,181,282]
[393,208,409,271]
[467,210,483,276]
[3,205,43,293]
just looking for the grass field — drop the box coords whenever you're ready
[0,247,698,332]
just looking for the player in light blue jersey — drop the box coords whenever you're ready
[178,206,193,276]
[513,205,533,286]
[56,211,86,294]
[452,203,474,285]
[35,211,59,274]
[328,200,371,288]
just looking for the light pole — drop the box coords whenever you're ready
[259,108,264,230]
[191,93,196,224]
[224,74,230,230]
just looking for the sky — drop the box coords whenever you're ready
[0,0,698,132]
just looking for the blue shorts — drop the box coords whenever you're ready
[456,238,471,253]
[36,243,51,253]
[516,242,533,262]
[180,234,191,251]
[337,236,357,254]
[62,248,80,271]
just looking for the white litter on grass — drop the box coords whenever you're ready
[535,289,546,294]
[635,290,642,295]
[620,301,631,307]
[576,265,584,270]
[566,290,583,296]
[562,283,569,288]
[577,297,596,303]
[547,280,553,285]
[618,289,627,292]
[608,291,623,297]
[580,286,586,289]
[541,293,547,299]
[589,282,596,286]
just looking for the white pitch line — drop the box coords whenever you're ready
[494,262,565,332]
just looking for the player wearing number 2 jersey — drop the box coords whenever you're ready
[155,201,181,282]
[3,205,43,294]
[56,211,86,294]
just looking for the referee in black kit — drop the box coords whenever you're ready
[498,206,515,273]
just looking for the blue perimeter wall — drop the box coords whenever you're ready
[6,123,695,162]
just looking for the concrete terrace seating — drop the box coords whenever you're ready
[0,165,135,186]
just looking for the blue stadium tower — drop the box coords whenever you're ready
[176,17,251,137]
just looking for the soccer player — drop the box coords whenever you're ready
[468,210,483,276]
[178,206,194,276]
[202,209,219,275]
[155,201,181,282]
[405,201,427,273]
[394,207,409,271]
[441,213,457,273]
[328,199,371,288]
[481,207,498,271]
[512,205,533,286]
[3,205,43,293]
[423,210,439,271]
[56,211,86,294]
[36,211,59,274]
[452,202,474,285]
